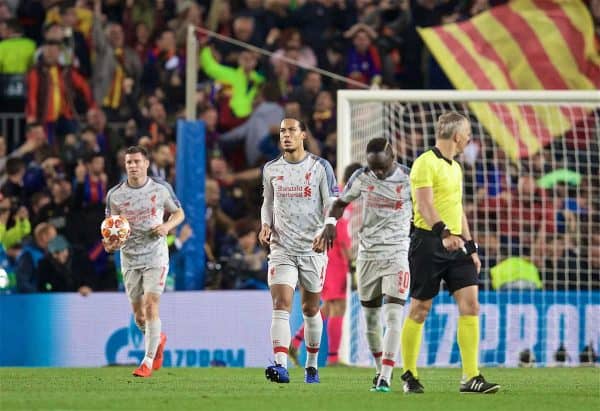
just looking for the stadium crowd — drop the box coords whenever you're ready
[0,0,598,294]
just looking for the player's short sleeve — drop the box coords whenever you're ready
[410,155,434,189]
[319,158,339,198]
[157,180,182,212]
[105,186,119,216]
[339,168,364,203]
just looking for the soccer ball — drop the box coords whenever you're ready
[101,215,131,243]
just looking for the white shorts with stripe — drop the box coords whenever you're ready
[123,266,168,303]
[267,251,327,293]
[356,254,410,302]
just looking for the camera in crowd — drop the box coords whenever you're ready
[204,254,266,290]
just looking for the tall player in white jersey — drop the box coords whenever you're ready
[260,118,338,384]
[315,138,412,392]
[103,146,185,378]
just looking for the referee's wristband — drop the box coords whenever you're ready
[431,221,451,239]
[325,216,337,226]
[464,240,478,255]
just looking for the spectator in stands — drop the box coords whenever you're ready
[146,100,174,146]
[73,152,107,208]
[169,0,203,48]
[92,0,142,118]
[37,178,74,240]
[25,39,95,144]
[37,234,93,295]
[321,36,346,91]
[0,194,30,250]
[209,155,261,220]
[168,222,194,290]
[200,106,220,153]
[0,135,6,187]
[149,142,173,183]
[219,218,268,290]
[478,174,556,256]
[219,83,285,168]
[15,221,57,293]
[69,151,115,291]
[205,177,234,264]
[217,15,261,66]
[0,18,36,74]
[85,108,120,156]
[1,157,26,204]
[58,3,92,78]
[142,29,185,110]
[291,0,347,64]
[289,72,322,118]
[270,28,317,70]
[29,191,51,228]
[343,23,382,87]
[199,38,265,129]
[122,0,168,62]
[309,90,336,143]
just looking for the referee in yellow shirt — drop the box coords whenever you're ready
[400,112,500,394]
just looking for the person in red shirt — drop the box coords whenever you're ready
[25,40,95,145]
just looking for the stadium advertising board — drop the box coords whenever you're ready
[1,291,598,367]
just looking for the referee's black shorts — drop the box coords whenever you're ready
[408,228,479,300]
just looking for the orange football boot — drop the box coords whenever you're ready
[152,333,168,370]
[132,363,152,378]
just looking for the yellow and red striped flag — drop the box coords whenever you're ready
[418,0,600,160]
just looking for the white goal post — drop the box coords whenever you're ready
[336,90,600,368]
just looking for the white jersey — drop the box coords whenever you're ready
[106,177,182,270]
[339,163,412,260]
[261,153,338,255]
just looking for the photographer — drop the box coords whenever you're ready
[209,218,268,290]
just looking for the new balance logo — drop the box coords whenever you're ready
[303,186,312,197]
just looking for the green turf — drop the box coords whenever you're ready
[0,367,598,411]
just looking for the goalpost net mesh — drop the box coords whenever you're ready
[338,92,600,367]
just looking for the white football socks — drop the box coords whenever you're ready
[142,319,161,368]
[381,303,403,383]
[363,306,383,373]
[271,310,291,367]
[303,312,323,369]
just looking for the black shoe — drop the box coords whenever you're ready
[401,370,424,394]
[460,374,500,394]
[265,363,290,383]
[369,373,380,391]
[375,378,391,393]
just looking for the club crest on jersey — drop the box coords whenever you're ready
[276,175,284,181]
[396,184,403,193]
[305,171,312,183]
[367,185,375,192]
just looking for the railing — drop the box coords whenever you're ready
[0,113,26,150]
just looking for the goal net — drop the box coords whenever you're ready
[336,90,600,367]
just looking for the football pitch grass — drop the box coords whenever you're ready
[1,367,598,411]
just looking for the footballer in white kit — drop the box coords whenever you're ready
[315,137,411,392]
[260,118,338,384]
[103,146,185,378]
